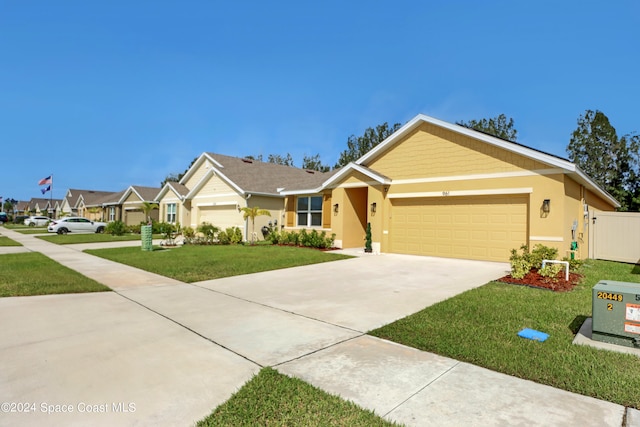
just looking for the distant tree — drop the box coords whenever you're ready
[267,153,294,166]
[567,110,639,211]
[302,153,330,172]
[335,122,402,168]
[161,157,198,187]
[457,114,518,142]
[240,206,271,244]
[245,154,263,161]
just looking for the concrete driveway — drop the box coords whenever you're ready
[0,244,508,427]
[0,231,626,427]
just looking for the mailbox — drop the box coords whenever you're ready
[592,280,640,348]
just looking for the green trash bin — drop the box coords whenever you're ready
[141,225,153,251]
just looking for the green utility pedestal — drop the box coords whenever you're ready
[141,225,153,251]
[592,280,640,348]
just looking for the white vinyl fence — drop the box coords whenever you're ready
[589,210,640,264]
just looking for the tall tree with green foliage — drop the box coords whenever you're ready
[267,153,294,166]
[567,110,640,211]
[335,122,402,168]
[240,206,271,244]
[457,114,518,141]
[302,153,330,172]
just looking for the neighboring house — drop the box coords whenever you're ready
[25,198,62,217]
[117,185,161,225]
[282,114,619,262]
[155,181,190,225]
[60,189,117,218]
[156,153,332,240]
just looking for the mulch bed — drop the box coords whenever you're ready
[497,268,583,292]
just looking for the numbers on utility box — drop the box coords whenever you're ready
[597,291,623,302]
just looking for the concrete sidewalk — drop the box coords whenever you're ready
[0,227,633,426]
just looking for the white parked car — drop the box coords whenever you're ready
[24,215,51,227]
[47,217,107,234]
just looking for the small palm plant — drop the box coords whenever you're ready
[240,206,271,245]
[141,201,159,225]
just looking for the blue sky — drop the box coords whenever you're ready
[1,1,638,203]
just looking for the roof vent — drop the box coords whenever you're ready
[242,158,253,164]
[305,170,315,174]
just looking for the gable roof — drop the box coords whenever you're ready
[117,185,161,205]
[181,153,332,198]
[355,114,619,208]
[156,181,190,201]
[65,189,116,209]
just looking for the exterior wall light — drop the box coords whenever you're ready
[371,202,377,213]
[542,199,551,214]
[333,203,339,213]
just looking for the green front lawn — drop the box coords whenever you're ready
[370,259,640,409]
[0,236,21,246]
[0,252,110,297]
[198,368,396,426]
[38,233,159,244]
[86,244,352,282]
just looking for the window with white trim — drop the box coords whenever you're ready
[109,207,116,222]
[297,196,322,227]
[166,203,177,223]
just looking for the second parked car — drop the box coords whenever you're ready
[48,217,107,234]
[24,215,51,227]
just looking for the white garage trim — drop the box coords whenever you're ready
[392,169,562,185]
[196,201,238,207]
[193,193,237,200]
[530,236,564,242]
[387,187,533,199]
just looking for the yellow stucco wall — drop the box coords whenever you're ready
[183,160,211,190]
[367,123,548,179]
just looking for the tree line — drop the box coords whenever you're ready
[162,111,639,212]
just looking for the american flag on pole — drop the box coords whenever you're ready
[38,175,52,185]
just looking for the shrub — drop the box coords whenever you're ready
[529,244,558,269]
[509,243,561,279]
[182,226,195,244]
[217,230,231,245]
[105,220,126,236]
[562,256,584,272]
[197,222,219,244]
[539,263,564,280]
[509,245,532,279]
[267,229,335,249]
[127,224,142,234]
[226,226,243,244]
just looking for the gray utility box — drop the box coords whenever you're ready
[592,280,640,348]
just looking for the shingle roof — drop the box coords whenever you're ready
[165,182,190,197]
[131,186,161,201]
[66,189,118,208]
[205,153,335,194]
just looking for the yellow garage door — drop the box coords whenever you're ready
[198,206,243,231]
[390,195,528,262]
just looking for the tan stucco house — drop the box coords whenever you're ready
[60,189,116,219]
[282,114,619,262]
[156,153,331,240]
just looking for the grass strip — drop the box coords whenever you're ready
[86,244,352,282]
[198,368,397,426]
[370,259,640,408]
[0,236,22,246]
[38,233,159,244]
[0,252,110,297]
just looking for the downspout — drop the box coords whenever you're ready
[244,193,252,241]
